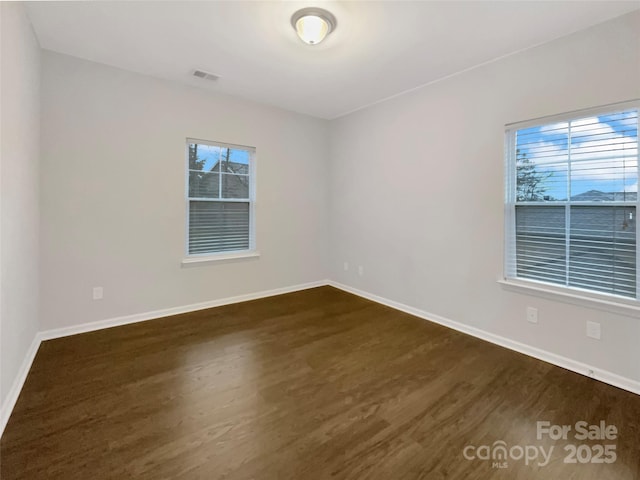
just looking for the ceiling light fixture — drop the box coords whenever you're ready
[291,7,337,45]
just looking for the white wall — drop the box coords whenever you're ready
[40,51,329,331]
[329,12,640,382]
[0,3,41,410]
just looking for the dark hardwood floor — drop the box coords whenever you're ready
[1,286,639,479]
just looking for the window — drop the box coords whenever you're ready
[505,102,639,301]
[186,139,255,257]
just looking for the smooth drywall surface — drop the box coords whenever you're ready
[0,3,41,409]
[329,12,640,382]
[40,51,329,330]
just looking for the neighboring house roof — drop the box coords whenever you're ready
[216,160,249,198]
[189,160,249,199]
[210,160,249,176]
[570,190,638,202]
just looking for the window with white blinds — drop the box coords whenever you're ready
[505,102,639,301]
[186,139,255,256]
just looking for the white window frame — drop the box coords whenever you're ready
[182,138,258,266]
[502,100,640,313]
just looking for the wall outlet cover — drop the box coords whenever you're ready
[93,286,104,300]
[586,321,601,340]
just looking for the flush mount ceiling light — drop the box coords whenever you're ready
[291,7,337,45]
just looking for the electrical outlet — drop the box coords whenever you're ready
[358,265,364,276]
[586,321,601,340]
[526,307,538,324]
[343,261,349,271]
[93,286,103,300]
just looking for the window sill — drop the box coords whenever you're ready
[498,278,640,318]
[181,251,260,267]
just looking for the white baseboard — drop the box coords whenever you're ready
[0,279,329,438]
[39,280,328,341]
[0,334,41,437]
[328,281,640,396]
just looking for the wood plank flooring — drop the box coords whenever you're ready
[2,286,639,479]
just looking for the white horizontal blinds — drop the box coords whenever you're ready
[513,120,569,285]
[189,202,250,254]
[567,110,637,297]
[515,205,566,285]
[187,140,253,255]
[569,206,636,297]
[510,106,638,299]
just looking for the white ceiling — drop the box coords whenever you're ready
[26,1,640,119]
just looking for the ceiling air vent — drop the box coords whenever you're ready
[192,69,220,82]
